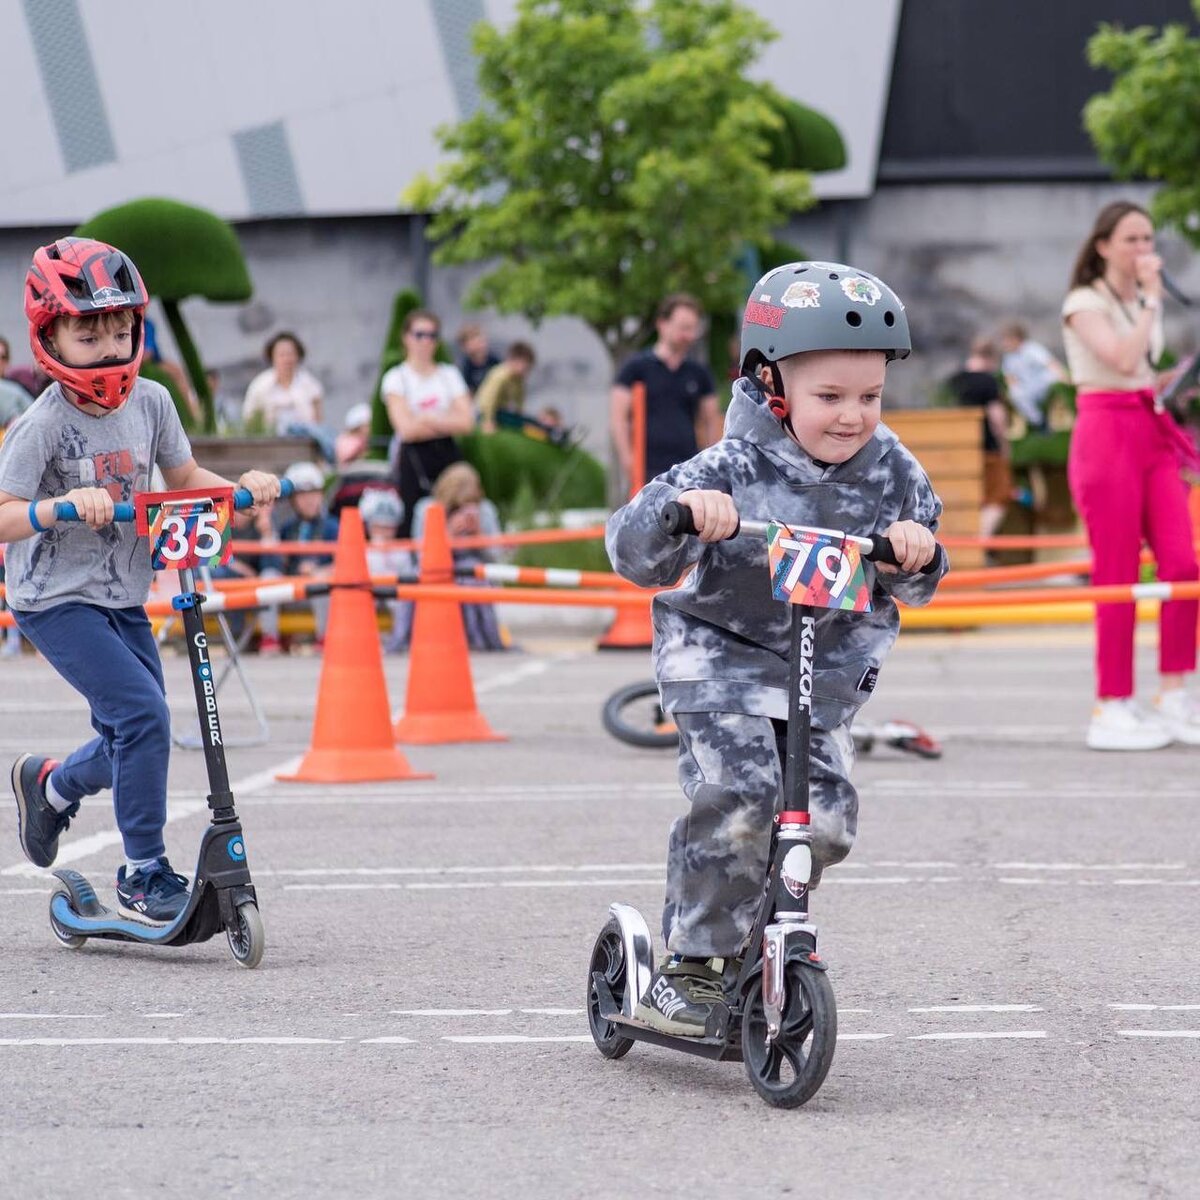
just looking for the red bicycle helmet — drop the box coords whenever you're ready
[24,237,148,409]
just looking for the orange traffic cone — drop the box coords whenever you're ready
[393,503,506,744]
[596,597,654,650]
[278,507,432,783]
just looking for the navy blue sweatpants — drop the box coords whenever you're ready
[14,603,171,861]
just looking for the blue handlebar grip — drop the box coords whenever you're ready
[53,501,135,523]
[233,477,294,510]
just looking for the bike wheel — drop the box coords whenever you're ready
[586,919,635,1059]
[602,681,678,749]
[742,962,837,1108]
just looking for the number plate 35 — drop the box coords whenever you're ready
[135,488,235,571]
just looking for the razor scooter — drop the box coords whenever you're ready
[587,501,942,1107]
[45,479,293,968]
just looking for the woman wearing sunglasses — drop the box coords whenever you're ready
[381,310,475,536]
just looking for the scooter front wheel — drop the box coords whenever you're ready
[586,919,635,1059]
[226,901,265,969]
[48,888,85,950]
[742,962,836,1108]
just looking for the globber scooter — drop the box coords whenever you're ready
[587,500,943,1107]
[45,479,293,968]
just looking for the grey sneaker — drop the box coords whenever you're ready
[633,957,729,1037]
[11,753,76,868]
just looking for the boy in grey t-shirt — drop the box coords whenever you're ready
[0,237,279,923]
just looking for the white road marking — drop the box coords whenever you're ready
[1109,1004,1200,1011]
[837,1033,892,1041]
[909,1031,1047,1041]
[442,1035,594,1044]
[0,1013,100,1021]
[259,863,662,878]
[520,1008,583,1016]
[909,1005,1043,1013]
[0,761,294,878]
[391,1008,513,1017]
[994,862,1186,872]
[144,1013,185,1018]
[1117,1030,1200,1039]
[285,878,662,892]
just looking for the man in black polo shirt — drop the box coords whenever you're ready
[610,294,722,488]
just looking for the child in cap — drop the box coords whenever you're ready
[607,262,947,1036]
[358,486,411,653]
[0,237,279,923]
[256,460,337,654]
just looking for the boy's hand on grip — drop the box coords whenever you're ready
[677,489,739,543]
[60,486,114,529]
[876,519,936,574]
[238,470,281,509]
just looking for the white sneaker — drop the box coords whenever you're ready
[1152,690,1200,745]
[1086,698,1173,751]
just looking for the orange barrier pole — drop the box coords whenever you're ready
[393,503,506,745]
[928,580,1200,608]
[228,524,608,558]
[277,508,432,784]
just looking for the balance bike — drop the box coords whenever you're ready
[587,501,942,1107]
[46,480,292,968]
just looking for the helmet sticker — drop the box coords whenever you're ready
[841,277,882,306]
[91,286,126,308]
[744,300,786,329]
[781,281,821,309]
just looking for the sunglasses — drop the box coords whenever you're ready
[409,329,439,341]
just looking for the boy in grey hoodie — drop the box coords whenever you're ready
[606,262,947,1036]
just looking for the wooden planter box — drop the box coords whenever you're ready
[883,407,984,570]
[189,435,321,482]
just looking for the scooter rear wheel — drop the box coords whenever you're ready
[741,962,836,1108]
[586,919,635,1059]
[227,901,265,969]
[48,887,85,950]
[602,682,678,750]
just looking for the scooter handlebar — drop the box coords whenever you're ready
[658,499,943,575]
[52,477,295,524]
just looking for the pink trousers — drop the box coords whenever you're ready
[1068,390,1198,699]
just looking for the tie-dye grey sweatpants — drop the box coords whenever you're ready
[662,710,857,957]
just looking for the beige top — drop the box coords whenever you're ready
[1061,283,1163,392]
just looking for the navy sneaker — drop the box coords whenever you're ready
[11,753,76,868]
[116,859,190,924]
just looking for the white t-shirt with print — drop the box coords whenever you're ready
[380,363,468,421]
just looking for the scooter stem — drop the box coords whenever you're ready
[783,603,815,815]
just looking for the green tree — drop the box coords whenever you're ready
[76,198,253,431]
[406,0,813,363]
[1085,7,1200,241]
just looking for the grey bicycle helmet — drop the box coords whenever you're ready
[740,261,910,413]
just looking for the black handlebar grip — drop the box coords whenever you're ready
[869,535,943,575]
[659,501,699,537]
[658,500,742,540]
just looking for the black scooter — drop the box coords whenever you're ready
[45,480,292,968]
[587,501,942,1107]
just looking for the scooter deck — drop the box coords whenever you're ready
[592,973,743,1062]
[51,868,199,945]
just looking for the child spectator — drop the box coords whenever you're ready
[999,321,1067,431]
[477,342,537,432]
[335,402,373,468]
[945,337,1012,544]
[257,461,338,654]
[358,486,412,653]
[456,324,500,395]
[408,463,506,651]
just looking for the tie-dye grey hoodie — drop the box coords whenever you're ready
[606,378,948,730]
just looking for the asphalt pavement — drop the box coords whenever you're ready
[0,622,1197,1199]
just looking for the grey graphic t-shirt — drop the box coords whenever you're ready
[0,380,192,612]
